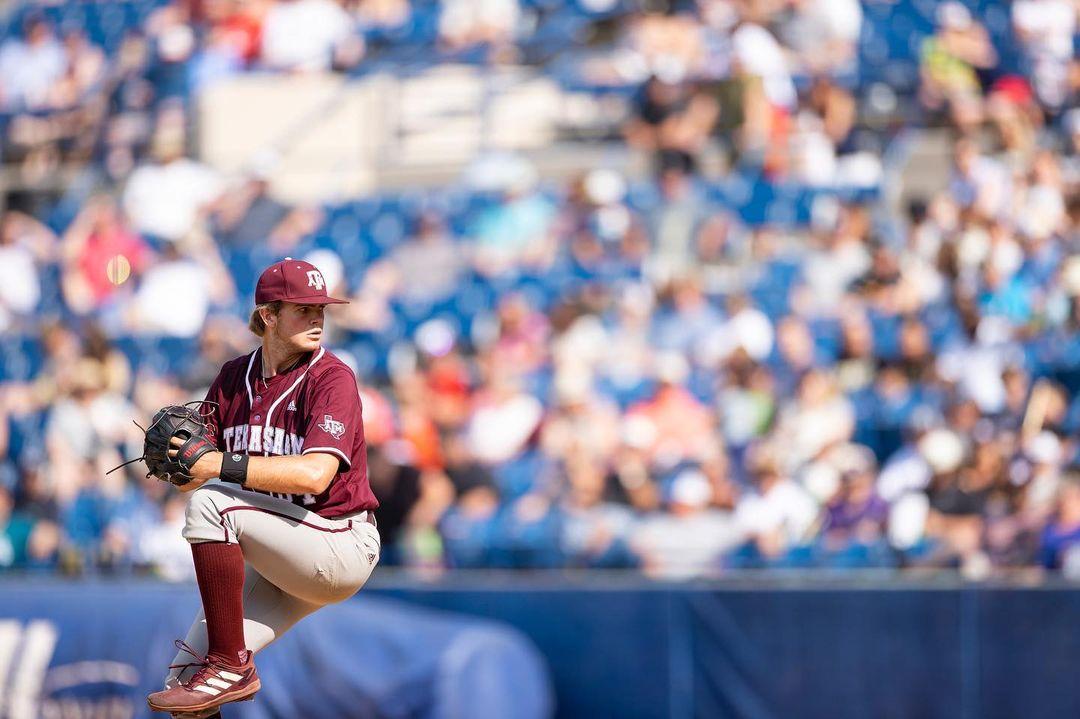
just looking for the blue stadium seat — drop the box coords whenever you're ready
[8,408,46,465]
[343,338,379,378]
[809,318,841,362]
[0,335,41,382]
[370,210,407,253]
[492,450,550,500]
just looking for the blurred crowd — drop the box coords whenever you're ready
[0,0,1078,580]
[1,0,1073,194]
[0,0,1056,195]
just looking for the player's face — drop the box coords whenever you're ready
[272,302,326,352]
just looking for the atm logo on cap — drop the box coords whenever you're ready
[307,270,325,291]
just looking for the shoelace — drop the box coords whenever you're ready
[186,661,231,691]
[169,639,209,684]
[169,639,246,691]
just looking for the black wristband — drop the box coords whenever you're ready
[220,452,250,487]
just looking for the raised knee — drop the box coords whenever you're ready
[185,487,218,522]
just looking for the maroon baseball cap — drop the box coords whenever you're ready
[255,258,349,306]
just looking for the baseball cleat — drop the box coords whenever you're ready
[148,642,259,714]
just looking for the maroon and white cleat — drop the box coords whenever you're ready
[148,642,259,715]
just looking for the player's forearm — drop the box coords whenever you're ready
[243,454,334,495]
[191,452,336,495]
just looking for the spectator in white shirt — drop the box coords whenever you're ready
[1012,0,1077,111]
[778,0,863,76]
[128,234,235,337]
[123,131,225,243]
[261,0,362,72]
[0,211,55,330]
[136,495,195,581]
[735,449,820,558]
[439,0,520,53]
[732,22,796,111]
[731,21,796,173]
[948,138,1011,220]
[633,468,745,579]
[0,17,66,110]
[466,366,544,465]
[771,369,856,472]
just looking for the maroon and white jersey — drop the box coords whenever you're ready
[202,346,378,518]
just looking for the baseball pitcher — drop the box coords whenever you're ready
[136,259,381,717]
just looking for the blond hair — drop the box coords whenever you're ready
[248,301,283,337]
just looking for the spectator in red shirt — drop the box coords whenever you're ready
[624,352,715,469]
[61,195,151,314]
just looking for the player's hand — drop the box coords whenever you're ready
[168,437,223,482]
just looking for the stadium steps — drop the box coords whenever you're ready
[895,128,953,205]
[372,140,644,189]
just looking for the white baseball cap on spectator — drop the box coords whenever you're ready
[956,226,991,269]
[1060,256,1080,295]
[1019,186,1065,241]
[655,351,689,385]
[800,462,840,503]
[554,369,593,406]
[158,22,196,62]
[937,2,972,30]
[889,493,930,549]
[918,428,966,474]
[990,235,1023,277]
[415,318,456,357]
[584,169,626,206]
[618,282,655,316]
[622,414,657,450]
[727,306,774,361]
[1025,431,1063,466]
[669,469,711,509]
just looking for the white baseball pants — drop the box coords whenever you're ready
[165,482,380,687]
